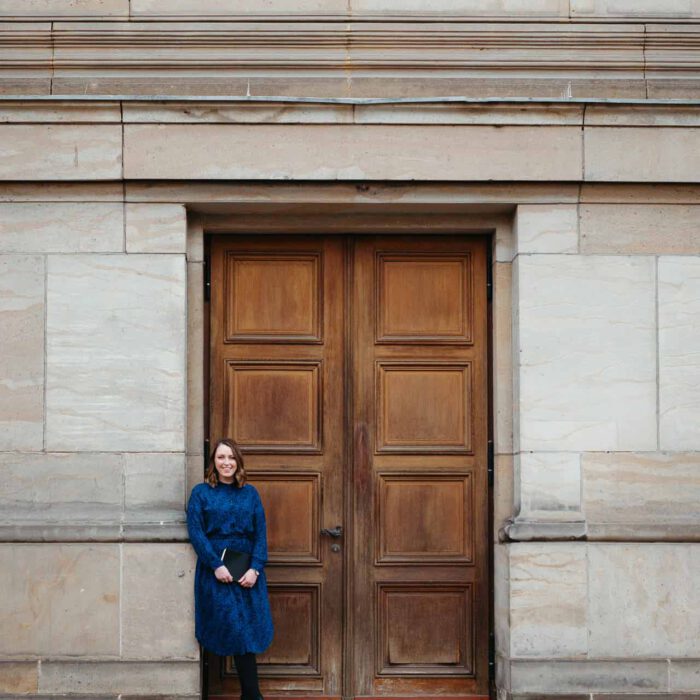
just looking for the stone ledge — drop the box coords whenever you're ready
[0,513,188,542]
[500,516,588,542]
[500,517,700,543]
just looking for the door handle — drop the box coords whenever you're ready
[320,525,343,538]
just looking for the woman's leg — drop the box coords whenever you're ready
[233,652,261,700]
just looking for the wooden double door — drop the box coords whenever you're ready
[208,234,490,699]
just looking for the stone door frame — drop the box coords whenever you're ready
[183,190,515,696]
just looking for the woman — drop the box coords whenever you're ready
[187,438,274,700]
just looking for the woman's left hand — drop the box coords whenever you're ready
[238,568,259,588]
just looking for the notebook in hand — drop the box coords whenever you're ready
[221,548,252,582]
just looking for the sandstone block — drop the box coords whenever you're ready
[131,0,348,15]
[45,254,186,451]
[671,660,700,692]
[585,127,700,182]
[582,452,700,525]
[509,543,587,657]
[0,255,44,450]
[515,204,578,254]
[518,452,582,517]
[494,454,514,537]
[493,262,513,454]
[123,124,582,181]
[0,125,121,180]
[126,203,187,254]
[588,544,700,657]
[510,660,669,693]
[187,261,205,455]
[0,544,119,655]
[516,255,656,451]
[0,202,123,253]
[0,0,128,17]
[0,661,38,694]
[124,453,186,512]
[38,660,199,695]
[580,204,700,254]
[494,544,510,657]
[0,452,123,520]
[659,257,700,450]
[121,544,197,659]
[571,0,697,17]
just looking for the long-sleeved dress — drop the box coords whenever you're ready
[186,481,274,656]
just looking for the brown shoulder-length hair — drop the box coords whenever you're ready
[205,438,247,488]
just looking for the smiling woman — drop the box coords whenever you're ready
[186,438,274,700]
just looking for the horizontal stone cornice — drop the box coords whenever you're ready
[1,22,700,73]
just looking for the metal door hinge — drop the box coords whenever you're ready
[486,249,493,302]
[204,254,211,302]
[487,439,494,488]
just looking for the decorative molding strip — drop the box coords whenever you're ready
[0,22,699,73]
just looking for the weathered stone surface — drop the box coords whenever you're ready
[572,0,696,17]
[582,452,700,525]
[38,660,199,695]
[585,127,700,182]
[0,102,121,124]
[124,124,582,181]
[659,257,700,451]
[0,0,128,16]
[515,204,578,254]
[494,544,510,657]
[494,454,514,538]
[131,0,568,16]
[0,125,122,180]
[0,202,123,253]
[186,455,205,500]
[509,543,587,657]
[0,544,119,655]
[0,182,124,202]
[46,254,186,451]
[588,544,700,657]
[0,452,123,520]
[121,544,197,659]
[493,262,513,453]
[671,660,700,692]
[124,453,186,511]
[580,204,700,254]
[187,261,205,455]
[519,452,581,517]
[510,660,669,693]
[0,255,44,451]
[131,0,348,15]
[516,255,656,451]
[125,203,187,254]
[0,661,38,694]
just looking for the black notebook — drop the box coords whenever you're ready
[221,548,252,582]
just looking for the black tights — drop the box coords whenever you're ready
[233,652,260,700]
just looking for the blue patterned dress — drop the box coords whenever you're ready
[186,481,274,656]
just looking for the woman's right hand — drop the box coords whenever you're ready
[214,565,233,583]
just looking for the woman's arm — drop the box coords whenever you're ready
[186,488,226,570]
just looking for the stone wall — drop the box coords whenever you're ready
[0,54,698,700]
[494,198,700,698]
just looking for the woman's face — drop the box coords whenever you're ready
[214,444,237,484]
